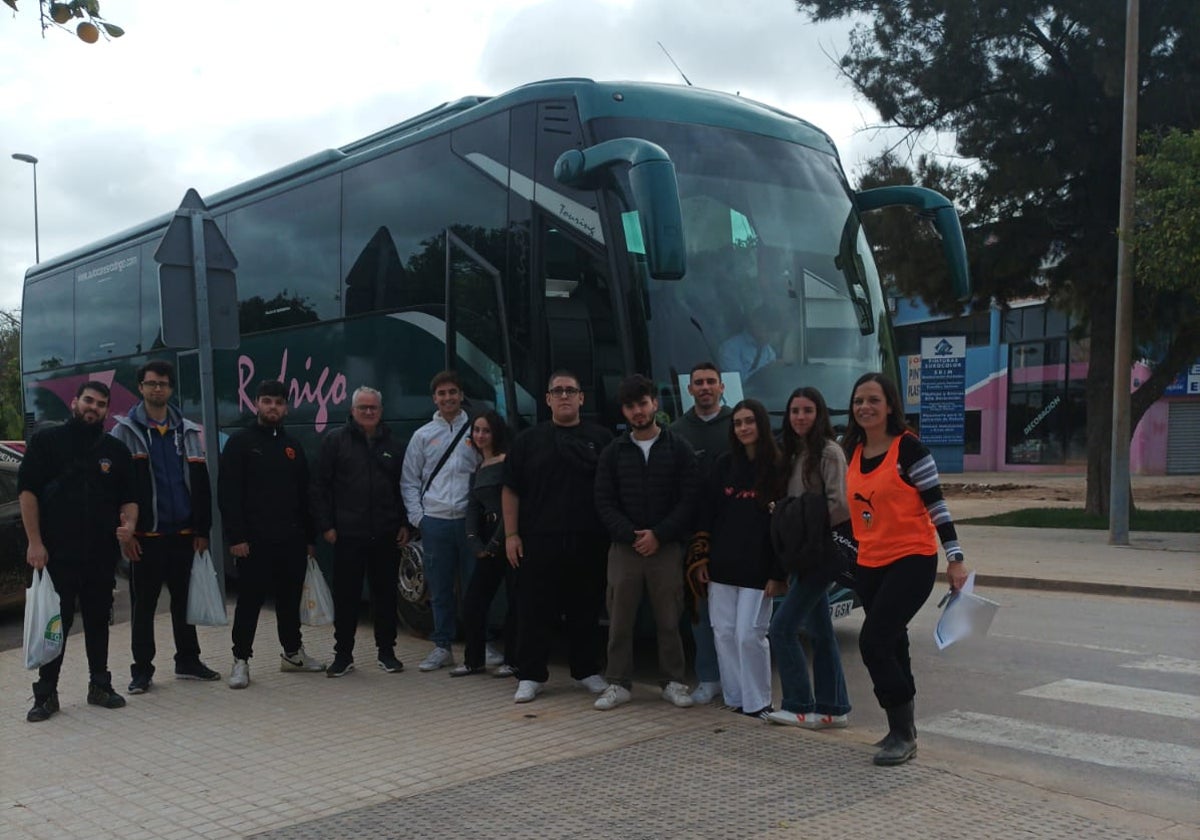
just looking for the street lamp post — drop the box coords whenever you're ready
[11,152,40,264]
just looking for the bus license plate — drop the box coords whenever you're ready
[830,599,854,620]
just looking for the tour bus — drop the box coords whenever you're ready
[18,78,969,631]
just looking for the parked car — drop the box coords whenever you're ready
[0,461,29,609]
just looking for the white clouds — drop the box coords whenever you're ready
[1,0,896,312]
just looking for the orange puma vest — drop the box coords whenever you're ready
[846,434,937,568]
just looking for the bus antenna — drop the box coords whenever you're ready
[657,42,693,86]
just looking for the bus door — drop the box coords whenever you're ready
[443,228,519,428]
[537,218,625,428]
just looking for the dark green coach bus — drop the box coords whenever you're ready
[19,78,969,627]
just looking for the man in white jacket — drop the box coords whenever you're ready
[401,370,481,671]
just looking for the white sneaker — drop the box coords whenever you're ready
[418,646,454,672]
[484,644,505,667]
[802,712,849,730]
[229,659,249,689]
[690,681,721,705]
[662,681,695,708]
[593,684,632,711]
[280,647,327,672]
[576,673,609,695]
[513,679,544,703]
[766,710,806,727]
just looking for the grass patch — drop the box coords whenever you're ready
[959,507,1200,532]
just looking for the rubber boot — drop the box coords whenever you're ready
[27,680,60,723]
[86,671,127,710]
[873,700,917,766]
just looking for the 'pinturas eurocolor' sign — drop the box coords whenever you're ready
[920,336,966,445]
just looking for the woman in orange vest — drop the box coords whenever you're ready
[843,373,969,766]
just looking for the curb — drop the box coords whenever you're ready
[976,573,1199,603]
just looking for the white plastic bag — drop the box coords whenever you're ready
[24,568,64,669]
[186,550,228,626]
[299,556,334,626]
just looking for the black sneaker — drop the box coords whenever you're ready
[326,656,355,678]
[175,660,221,681]
[26,691,60,723]
[87,683,127,709]
[377,652,404,673]
[127,673,153,694]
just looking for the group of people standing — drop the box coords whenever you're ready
[19,359,968,767]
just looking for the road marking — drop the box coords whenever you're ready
[1019,678,1200,720]
[922,710,1200,783]
[1120,656,1200,677]
[990,633,1145,656]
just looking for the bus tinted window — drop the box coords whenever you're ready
[74,249,141,362]
[227,176,341,333]
[22,272,73,371]
[342,134,507,318]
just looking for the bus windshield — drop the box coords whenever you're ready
[594,118,891,421]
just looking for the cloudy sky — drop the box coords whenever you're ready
[1,0,897,314]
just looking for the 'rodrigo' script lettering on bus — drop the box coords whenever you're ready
[237,349,348,432]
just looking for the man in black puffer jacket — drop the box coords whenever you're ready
[311,386,408,678]
[593,375,698,711]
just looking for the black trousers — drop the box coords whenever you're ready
[38,566,114,687]
[461,553,518,669]
[331,534,399,659]
[231,538,307,661]
[855,553,937,710]
[515,534,607,684]
[129,533,202,677]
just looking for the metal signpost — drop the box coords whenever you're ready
[154,189,239,590]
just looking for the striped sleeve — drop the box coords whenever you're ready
[897,435,963,561]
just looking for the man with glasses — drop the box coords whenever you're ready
[400,370,480,672]
[502,371,612,703]
[111,360,220,693]
[312,386,408,678]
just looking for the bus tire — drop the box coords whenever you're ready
[396,541,433,638]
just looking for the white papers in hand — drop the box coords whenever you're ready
[934,572,1000,650]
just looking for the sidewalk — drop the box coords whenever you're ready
[1,521,1196,839]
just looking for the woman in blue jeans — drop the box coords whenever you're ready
[766,386,852,729]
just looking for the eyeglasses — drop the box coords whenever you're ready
[353,405,380,412]
[547,387,581,398]
[140,380,172,390]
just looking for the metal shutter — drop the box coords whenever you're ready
[1166,401,1200,475]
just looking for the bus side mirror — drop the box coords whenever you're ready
[856,185,971,301]
[555,139,686,280]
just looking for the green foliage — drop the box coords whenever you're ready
[960,507,1200,532]
[1130,129,1200,294]
[0,311,22,440]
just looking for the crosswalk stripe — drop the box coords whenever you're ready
[1018,678,1200,720]
[1120,655,1200,677]
[921,710,1200,783]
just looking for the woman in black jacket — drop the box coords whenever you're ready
[701,399,787,718]
[450,411,516,677]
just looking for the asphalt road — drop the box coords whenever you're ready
[839,587,1200,825]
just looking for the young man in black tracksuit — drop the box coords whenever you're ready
[593,375,699,711]
[310,386,409,677]
[219,380,325,689]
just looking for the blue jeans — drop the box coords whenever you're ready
[419,516,475,648]
[768,575,851,715]
[691,597,720,684]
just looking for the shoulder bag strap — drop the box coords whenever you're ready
[422,420,470,498]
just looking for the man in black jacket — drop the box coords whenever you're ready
[311,386,409,678]
[593,375,698,711]
[19,381,138,721]
[220,380,325,689]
